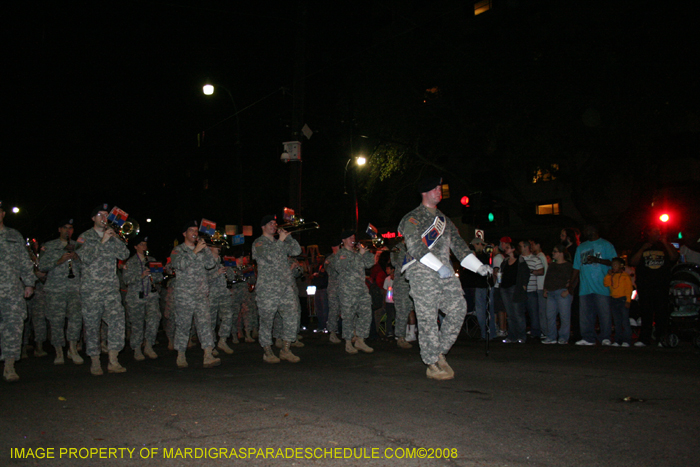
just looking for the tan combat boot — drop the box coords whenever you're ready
[275,338,283,349]
[245,330,254,343]
[345,339,358,354]
[67,341,84,364]
[231,333,240,344]
[426,363,453,381]
[329,331,341,344]
[262,346,280,364]
[354,338,374,353]
[217,338,234,355]
[437,354,454,378]
[90,356,104,376]
[34,342,48,357]
[203,347,221,368]
[107,350,126,373]
[133,346,145,361]
[143,341,158,359]
[176,351,188,368]
[279,341,300,363]
[3,359,19,382]
[54,346,65,365]
[397,337,413,349]
[291,340,304,348]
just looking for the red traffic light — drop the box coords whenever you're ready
[659,213,670,223]
[460,196,470,206]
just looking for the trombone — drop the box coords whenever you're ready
[276,216,320,235]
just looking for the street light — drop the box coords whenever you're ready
[344,156,366,231]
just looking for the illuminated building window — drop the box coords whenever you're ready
[536,203,560,215]
[475,0,492,16]
[532,164,559,183]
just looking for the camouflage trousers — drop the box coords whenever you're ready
[407,271,466,365]
[393,285,413,339]
[0,291,28,360]
[339,287,372,341]
[272,296,301,339]
[326,286,340,333]
[126,294,161,348]
[45,289,83,347]
[173,289,213,351]
[81,290,125,357]
[25,290,47,344]
[256,285,299,347]
[210,292,233,339]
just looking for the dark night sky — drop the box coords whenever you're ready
[3,1,698,257]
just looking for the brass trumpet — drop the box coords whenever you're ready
[103,218,140,243]
[276,216,320,235]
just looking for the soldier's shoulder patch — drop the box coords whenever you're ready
[77,237,85,244]
[254,241,264,247]
[408,217,419,225]
[339,255,347,260]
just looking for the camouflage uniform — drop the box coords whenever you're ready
[170,243,216,351]
[0,226,35,361]
[39,238,83,348]
[252,235,301,347]
[24,279,47,347]
[324,252,341,333]
[398,204,475,365]
[390,242,414,339]
[336,247,375,340]
[208,256,234,340]
[123,254,163,348]
[76,228,130,357]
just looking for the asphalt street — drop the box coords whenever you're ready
[2,332,699,467]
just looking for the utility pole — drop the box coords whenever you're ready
[289,1,307,216]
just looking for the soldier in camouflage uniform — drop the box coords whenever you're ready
[0,201,37,382]
[170,221,221,369]
[398,178,491,380]
[252,215,302,363]
[123,235,163,361]
[77,204,131,375]
[390,238,414,349]
[324,245,342,344]
[336,231,376,354]
[38,218,84,365]
[207,243,234,355]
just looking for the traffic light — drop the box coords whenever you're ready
[659,213,670,223]
[460,196,470,207]
[488,212,495,222]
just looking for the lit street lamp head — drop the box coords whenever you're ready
[356,156,366,166]
[203,84,214,95]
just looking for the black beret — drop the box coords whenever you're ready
[417,177,443,193]
[131,234,148,246]
[260,214,276,227]
[58,218,75,227]
[340,230,355,240]
[91,203,110,217]
[182,220,198,233]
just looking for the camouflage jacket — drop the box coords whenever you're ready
[76,228,130,293]
[0,226,36,294]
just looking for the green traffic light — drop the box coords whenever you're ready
[488,212,494,222]
[678,232,683,239]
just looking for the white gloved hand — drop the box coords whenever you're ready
[437,265,453,279]
[477,264,492,277]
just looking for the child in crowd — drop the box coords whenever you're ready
[383,264,396,338]
[604,257,633,347]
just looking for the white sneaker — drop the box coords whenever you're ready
[575,339,595,346]
[558,339,568,345]
[601,339,612,346]
[634,341,646,347]
[621,342,630,348]
[611,342,620,347]
[542,339,557,344]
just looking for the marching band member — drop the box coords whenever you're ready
[38,218,84,365]
[336,230,376,354]
[170,221,221,369]
[76,204,130,376]
[390,237,414,349]
[324,245,342,344]
[398,178,491,380]
[0,201,36,382]
[206,241,235,355]
[252,215,302,363]
[123,234,162,361]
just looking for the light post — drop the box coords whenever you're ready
[344,155,366,231]
[202,82,243,232]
